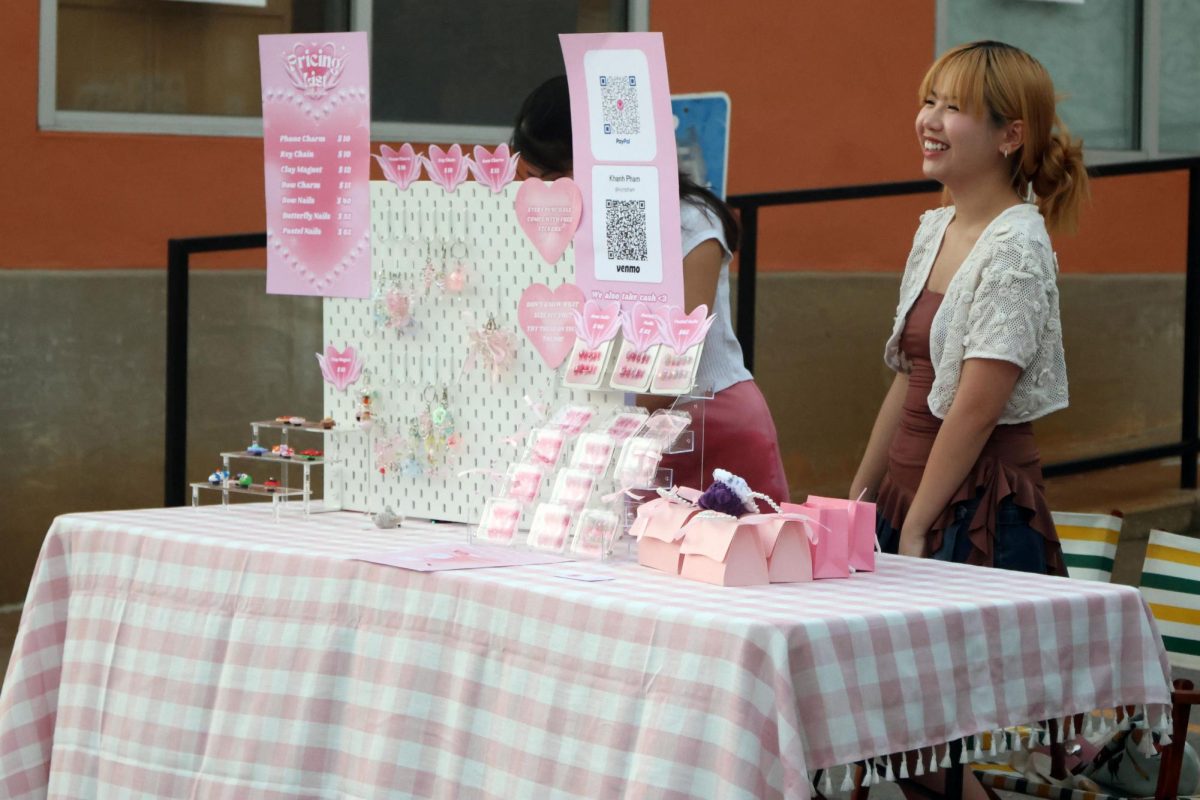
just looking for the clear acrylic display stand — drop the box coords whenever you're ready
[190,420,354,520]
[468,384,711,561]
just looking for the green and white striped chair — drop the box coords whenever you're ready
[1140,528,1200,670]
[975,528,1200,800]
[1053,512,1122,583]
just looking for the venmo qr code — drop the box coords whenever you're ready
[600,75,639,135]
[605,199,648,262]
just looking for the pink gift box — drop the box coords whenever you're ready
[754,514,818,583]
[678,514,770,587]
[632,489,702,575]
[782,502,850,579]
[803,495,878,572]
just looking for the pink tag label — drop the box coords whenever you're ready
[422,144,470,192]
[620,302,664,352]
[316,344,363,392]
[373,143,422,190]
[657,304,715,354]
[517,283,586,369]
[574,300,622,349]
[468,144,519,193]
[515,177,583,265]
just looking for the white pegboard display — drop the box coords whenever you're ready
[324,181,626,522]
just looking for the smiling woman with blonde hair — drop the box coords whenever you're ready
[850,40,1088,576]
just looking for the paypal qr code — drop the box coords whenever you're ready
[599,74,640,136]
[605,199,648,262]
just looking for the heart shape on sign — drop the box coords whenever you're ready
[620,302,664,353]
[263,96,371,294]
[656,304,715,354]
[316,344,363,392]
[572,300,622,349]
[373,143,423,190]
[422,144,470,192]
[518,283,586,369]
[468,144,519,193]
[514,177,583,265]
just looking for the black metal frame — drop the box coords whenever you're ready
[165,233,266,507]
[727,157,1200,489]
[161,158,1199,504]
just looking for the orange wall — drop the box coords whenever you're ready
[0,0,1186,273]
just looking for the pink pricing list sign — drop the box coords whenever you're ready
[259,32,371,298]
[559,33,684,311]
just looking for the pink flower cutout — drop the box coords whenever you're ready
[372,143,423,190]
[467,144,520,193]
[655,304,716,354]
[316,344,363,392]
[422,144,470,192]
[572,300,622,349]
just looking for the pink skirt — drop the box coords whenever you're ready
[657,379,790,504]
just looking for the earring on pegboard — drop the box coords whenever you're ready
[444,204,469,295]
[418,383,462,474]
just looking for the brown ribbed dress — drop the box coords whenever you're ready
[875,288,1066,576]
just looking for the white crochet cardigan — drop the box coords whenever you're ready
[883,203,1068,424]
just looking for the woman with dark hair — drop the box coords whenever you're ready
[513,76,789,502]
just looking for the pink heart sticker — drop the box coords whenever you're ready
[518,283,585,369]
[422,144,470,192]
[514,177,583,265]
[573,300,622,349]
[657,304,715,354]
[468,144,519,193]
[373,143,423,190]
[620,302,664,353]
[316,344,363,392]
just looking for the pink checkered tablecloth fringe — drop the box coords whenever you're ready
[0,505,1173,798]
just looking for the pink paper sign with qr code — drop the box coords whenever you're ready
[559,33,684,312]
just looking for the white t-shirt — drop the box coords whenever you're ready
[680,199,753,394]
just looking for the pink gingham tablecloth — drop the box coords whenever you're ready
[0,505,1172,799]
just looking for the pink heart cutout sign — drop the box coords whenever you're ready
[515,178,583,265]
[657,304,715,354]
[518,283,585,369]
[573,300,622,349]
[373,143,422,190]
[620,302,664,352]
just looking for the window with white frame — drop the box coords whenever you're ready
[938,0,1200,160]
[40,0,644,140]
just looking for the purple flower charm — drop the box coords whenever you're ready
[696,469,759,517]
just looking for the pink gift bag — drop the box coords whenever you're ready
[804,495,878,572]
[782,502,849,579]
[678,514,770,587]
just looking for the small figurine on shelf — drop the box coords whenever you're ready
[246,444,268,457]
[288,416,306,426]
[299,448,322,460]
[236,473,253,488]
[272,444,295,459]
[264,477,280,492]
[355,389,374,430]
[208,468,229,486]
[320,417,336,429]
